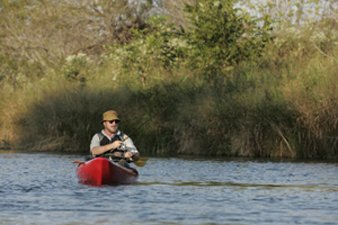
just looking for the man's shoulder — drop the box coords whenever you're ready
[97,131,105,141]
[91,131,104,141]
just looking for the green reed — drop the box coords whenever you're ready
[0,0,337,160]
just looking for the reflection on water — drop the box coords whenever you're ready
[137,180,338,191]
[0,153,337,225]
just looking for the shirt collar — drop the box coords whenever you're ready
[101,130,121,140]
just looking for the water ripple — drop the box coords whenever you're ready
[135,180,338,191]
[0,153,337,225]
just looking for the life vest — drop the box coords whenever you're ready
[96,131,126,160]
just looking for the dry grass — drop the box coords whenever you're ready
[0,0,337,159]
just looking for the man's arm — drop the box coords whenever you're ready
[90,134,122,157]
[123,136,140,161]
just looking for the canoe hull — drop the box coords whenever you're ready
[76,157,138,186]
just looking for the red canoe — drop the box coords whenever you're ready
[76,157,138,186]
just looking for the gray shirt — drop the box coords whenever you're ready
[90,130,138,154]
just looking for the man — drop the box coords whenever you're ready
[90,110,140,164]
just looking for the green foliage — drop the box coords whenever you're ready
[0,55,45,89]
[0,0,155,86]
[0,0,337,160]
[105,0,272,85]
[105,15,187,87]
[61,53,94,85]
[183,0,271,76]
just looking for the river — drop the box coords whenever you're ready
[0,152,337,225]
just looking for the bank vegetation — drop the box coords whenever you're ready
[0,0,337,160]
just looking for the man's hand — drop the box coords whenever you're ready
[110,140,122,150]
[124,151,133,160]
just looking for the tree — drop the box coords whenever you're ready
[183,0,271,77]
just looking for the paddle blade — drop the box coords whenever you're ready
[133,157,148,167]
[73,160,85,164]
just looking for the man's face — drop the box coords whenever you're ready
[103,120,119,134]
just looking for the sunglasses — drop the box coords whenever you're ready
[106,120,120,124]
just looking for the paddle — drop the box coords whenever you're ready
[132,157,148,167]
[117,139,148,167]
[112,154,148,167]
[73,160,85,165]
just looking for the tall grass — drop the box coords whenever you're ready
[0,0,337,160]
[2,50,336,159]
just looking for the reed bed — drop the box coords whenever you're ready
[0,0,337,160]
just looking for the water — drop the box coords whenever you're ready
[0,152,337,225]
